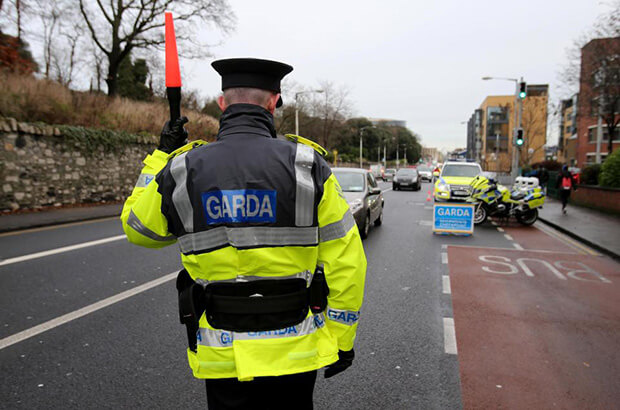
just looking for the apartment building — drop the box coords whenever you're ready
[558,95,578,165]
[470,85,548,173]
[575,37,620,167]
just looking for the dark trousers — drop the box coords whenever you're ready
[205,370,317,410]
[559,189,571,209]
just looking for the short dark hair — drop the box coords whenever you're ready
[223,87,275,108]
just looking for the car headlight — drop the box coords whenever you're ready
[348,198,363,213]
[437,181,450,192]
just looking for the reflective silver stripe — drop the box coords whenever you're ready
[194,270,313,287]
[170,152,194,233]
[135,173,155,188]
[178,226,318,253]
[326,306,360,326]
[319,210,356,242]
[126,210,176,242]
[197,314,325,348]
[295,143,315,227]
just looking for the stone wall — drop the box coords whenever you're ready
[0,117,156,213]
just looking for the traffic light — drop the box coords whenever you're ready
[515,128,524,146]
[518,82,527,99]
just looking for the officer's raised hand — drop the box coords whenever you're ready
[324,349,354,378]
[158,116,189,153]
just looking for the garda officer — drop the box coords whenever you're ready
[121,58,366,409]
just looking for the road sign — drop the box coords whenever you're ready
[432,203,474,235]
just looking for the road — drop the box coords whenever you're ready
[1,180,618,409]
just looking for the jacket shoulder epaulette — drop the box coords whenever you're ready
[284,134,327,157]
[167,140,209,159]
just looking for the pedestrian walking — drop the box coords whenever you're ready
[539,166,549,194]
[556,165,576,214]
[121,58,367,409]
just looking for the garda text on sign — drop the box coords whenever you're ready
[433,203,474,235]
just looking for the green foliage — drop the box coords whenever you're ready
[599,149,620,188]
[202,99,222,120]
[581,164,602,185]
[58,125,155,155]
[117,56,152,101]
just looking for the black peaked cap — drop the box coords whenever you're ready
[211,58,293,107]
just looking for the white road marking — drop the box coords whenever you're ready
[443,317,458,355]
[504,234,514,241]
[382,188,392,193]
[513,243,524,250]
[0,235,126,267]
[442,275,451,294]
[419,220,432,226]
[0,271,178,350]
[441,252,448,264]
[496,227,505,232]
[441,244,448,249]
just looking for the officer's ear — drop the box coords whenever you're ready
[265,93,280,114]
[217,95,226,112]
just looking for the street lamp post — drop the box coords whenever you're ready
[482,76,523,179]
[359,125,374,169]
[295,89,324,136]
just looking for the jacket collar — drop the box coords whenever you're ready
[217,103,277,140]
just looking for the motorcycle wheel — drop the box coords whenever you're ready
[473,204,487,225]
[517,208,538,226]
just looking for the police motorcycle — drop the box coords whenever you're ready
[467,174,545,226]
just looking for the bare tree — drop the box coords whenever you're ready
[78,0,235,96]
[52,24,84,87]
[557,2,620,155]
[588,40,620,155]
[558,1,620,97]
[519,97,548,167]
[307,80,354,148]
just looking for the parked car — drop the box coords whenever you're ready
[417,165,432,182]
[368,164,384,181]
[393,168,421,191]
[332,168,384,239]
[433,161,482,201]
[383,168,396,181]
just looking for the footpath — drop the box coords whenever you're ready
[538,198,620,260]
[0,203,122,233]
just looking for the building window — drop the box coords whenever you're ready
[588,125,620,143]
[585,152,608,165]
[486,136,509,153]
[487,106,508,123]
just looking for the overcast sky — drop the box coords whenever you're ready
[181,0,610,151]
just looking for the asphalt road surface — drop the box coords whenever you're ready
[1,180,618,409]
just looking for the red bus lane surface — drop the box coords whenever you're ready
[448,245,620,409]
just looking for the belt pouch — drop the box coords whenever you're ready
[205,279,308,332]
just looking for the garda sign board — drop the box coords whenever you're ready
[432,203,474,235]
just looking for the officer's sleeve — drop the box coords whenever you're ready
[120,149,176,248]
[317,173,367,352]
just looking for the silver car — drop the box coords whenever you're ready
[417,165,433,182]
[332,168,384,239]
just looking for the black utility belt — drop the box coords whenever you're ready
[177,267,329,351]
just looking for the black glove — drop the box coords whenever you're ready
[158,116,189,153]
[324,349,354,378]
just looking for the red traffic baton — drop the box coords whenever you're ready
[165,12,182,123]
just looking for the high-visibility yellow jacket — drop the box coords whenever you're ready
[120,104,366,381]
